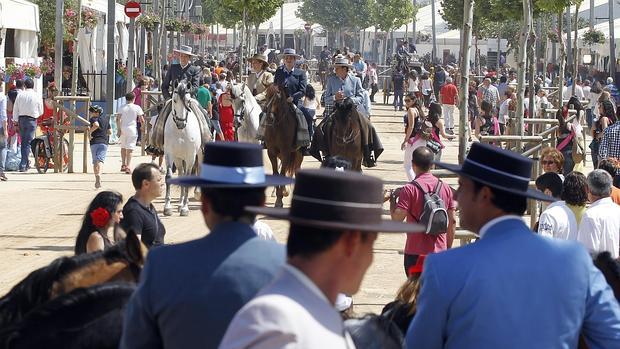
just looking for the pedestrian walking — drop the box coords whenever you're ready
[591,99,616,168]
[120,163,165,248]
[576,169,620,258]
[402,93,426,181]
[121,143,292,349]
[89,105,110,189]
[74,191,124,255]
[598,112,620,161]
[12,79,43,172]
[406,142,620,349]
[392,68,405,111]
[219,169,421,349]
[6,80,24,153]
[0,82,8,181]
[217,89,235,141]
[598,158,620,205]
[117,92,145,174]
[420,73,433,108]
[368,63,379,103]
[536,172,586,240]
[391,147,456,275]
[426,102,455,161]
[439,77,459,134]
[132,79,147,145]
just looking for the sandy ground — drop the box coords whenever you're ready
[0,90,591,315]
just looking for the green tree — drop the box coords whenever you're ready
[372,0,414,33]
[297,0,351,34]
[33,0,78,47]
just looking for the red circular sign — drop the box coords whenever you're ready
[124,1,142,18]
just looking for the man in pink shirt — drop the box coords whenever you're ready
[390,146,456,275]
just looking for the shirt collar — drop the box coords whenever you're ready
[590,197,614,207]
[284,264,331,305]
[478,215,523,238]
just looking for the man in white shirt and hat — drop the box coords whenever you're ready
[219,169,422,349]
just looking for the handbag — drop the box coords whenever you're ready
[426,139,441,154]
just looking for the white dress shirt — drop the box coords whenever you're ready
[577,197,620,258]
[12,89,43,121]
[220,264,356,349]
[538,201,579,241]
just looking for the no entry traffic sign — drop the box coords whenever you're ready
[124,1,142,18]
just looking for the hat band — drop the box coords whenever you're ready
[290,195,383,225]
[293,195,383,209]
[200,163,266,184]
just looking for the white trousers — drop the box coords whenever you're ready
[442,104,456,130]
[403,139,426,181]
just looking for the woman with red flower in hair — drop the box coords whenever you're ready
[74,191,124,254]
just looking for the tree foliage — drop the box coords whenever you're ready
[297,0,352,32]
[33,0,78,47]
[372,0,415,32]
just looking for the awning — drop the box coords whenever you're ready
[0,0,39,32]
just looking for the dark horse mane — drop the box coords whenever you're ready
[0,241,136,328]
[593,251,620,302]
[334,98,357,123]
[1,283,136,349]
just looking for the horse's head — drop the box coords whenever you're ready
[172,81,192,129]
[0,231,146,329]
[334,98,355,123]
[265,84,289,114]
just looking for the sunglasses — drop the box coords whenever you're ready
[541,160,556,165]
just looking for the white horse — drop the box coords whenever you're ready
[163,82,203,216]
[229,82,260,143]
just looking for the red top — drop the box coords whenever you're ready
[38,100,56,133]
[440,83,458,105]
[218,94,235,141]
[397,172,456,255]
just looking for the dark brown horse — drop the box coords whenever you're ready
[327,99,364,171]
[0,231,146,329]
[263,85,304,207]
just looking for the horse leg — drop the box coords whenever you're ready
[268,149,283,208]
[180,161,191,216]
[164,157,174,216]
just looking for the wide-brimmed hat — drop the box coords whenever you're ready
[167,143,293,188]
[247,169,424,232]
[279,48,300,59]
[173,45,196,56]
[434,142,556,202]
[249,53,268,64]
[333,54,352,68]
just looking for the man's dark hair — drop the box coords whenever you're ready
[321,156,352,170]
[561,172,588,206]
[598,158,619,178]
[24,79,34,89]
[125,92,135,101]
[411,147,434,172]
[201,187,265,220]
[287,224,373,258]
[15,79,24,89]
[500,76,507,83]
[472,181,527,215]
[535,172,563,198]
[131,163,159,189]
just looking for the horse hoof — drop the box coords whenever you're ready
[180,208,189,216]
[164,208,173,216]
[274,201,284,208]
[282,188,290,197]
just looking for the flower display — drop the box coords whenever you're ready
[4,63,43,81]
[137,13,161,32]
[180,19,193,33]
[193,23,207,35]
[64,7,100,40]
[165,18,182,32]
[90,207,111,228]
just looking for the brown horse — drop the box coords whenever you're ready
[0,231,146,329]
[263,85,304,207]
[327,99,364,171]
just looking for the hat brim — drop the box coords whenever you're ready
[433,161,557,202]
[173,49,196,56]
[249,57,268,64]
[167,174,293,188]
[245,207,425,233]
[334,63,352,68]
[279,53,301,59]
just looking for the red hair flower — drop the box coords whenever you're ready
[90,207,110,228]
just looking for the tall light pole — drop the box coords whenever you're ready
[431,0,437,62]
[54,0,64,92]
[610,0,616,80]
[106,0,116,116]
[459,0,474,164]
[280,5,284,50]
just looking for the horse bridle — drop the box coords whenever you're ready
[172,82,192,130]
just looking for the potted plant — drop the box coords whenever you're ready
[22,63,42,79]
[193,23,207,35]
[165,18,182,32]
[180,19,193,33]
[137,13,161,32]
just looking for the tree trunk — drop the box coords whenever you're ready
[515,0,532,139]
[361,29,367,56]
[459,0,474,164]
[70,0,83,98]
[528,30,536,129]
[571,2,581,95]
[557,11,566,108]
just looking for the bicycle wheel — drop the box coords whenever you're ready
[34,141,50,174]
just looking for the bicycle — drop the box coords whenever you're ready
[31,120,69,174]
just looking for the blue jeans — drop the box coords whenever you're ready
[393,90,404,110]
[0,127,7,173]
[18,116,37,170]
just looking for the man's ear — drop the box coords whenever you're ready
[544,188,553,197]
[341,230,361,258]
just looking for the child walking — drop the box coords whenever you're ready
[89,105,110,188]
[117,92,144,174]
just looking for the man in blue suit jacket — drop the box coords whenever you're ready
[273,48,307,106]
[120,143,293,349]
[406,142,620,349]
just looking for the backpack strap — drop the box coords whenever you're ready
[410,180,428,194]
[432,180,443,195]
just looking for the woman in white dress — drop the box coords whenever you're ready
[402,93,427,181]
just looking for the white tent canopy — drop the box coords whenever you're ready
[0,0,39,59]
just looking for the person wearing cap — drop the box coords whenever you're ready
[120,143,291,349]
[405,142,620,349]
[88,105,110,189]
[161,45,202,100]
[246,53,274,106]
[274,48,307,107]
[220,169,422,349]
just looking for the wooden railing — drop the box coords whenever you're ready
[53,96,91,173]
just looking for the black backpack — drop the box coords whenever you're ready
[411,180,449,235]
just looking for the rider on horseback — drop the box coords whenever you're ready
[246,53,274,108]
[396,40,412,73]
[260,48,310,150]
[148,45,211,154]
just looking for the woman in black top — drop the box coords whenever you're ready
[591,100,616,168]
[75,191,124,255]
